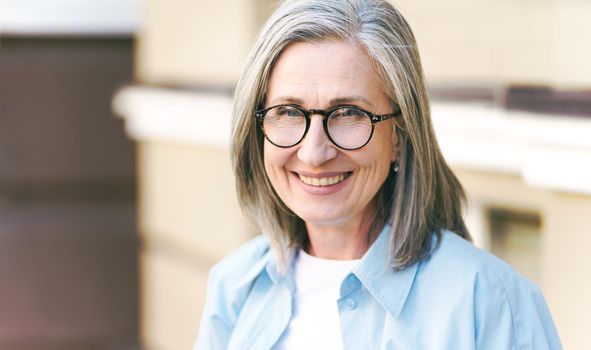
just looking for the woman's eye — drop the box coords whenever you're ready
[333,108,364,118]
[277,107,301,117]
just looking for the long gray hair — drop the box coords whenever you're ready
[232,0,470,271]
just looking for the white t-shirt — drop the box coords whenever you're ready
[273,249,360,350]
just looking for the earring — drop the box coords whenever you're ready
[392,161,399,173]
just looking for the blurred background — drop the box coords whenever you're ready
[1,0,590,349]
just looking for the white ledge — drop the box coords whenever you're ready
[113,86,591,195]
[113,86,233,148]
[0,0,139,35]
[432,102,591,195]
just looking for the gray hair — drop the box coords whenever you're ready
[232,0,470,271]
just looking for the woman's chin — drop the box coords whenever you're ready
[296,210,358,231]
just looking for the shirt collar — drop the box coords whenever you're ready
[236,243,275,288]
[262,224,420,318]
[352,224,419,319]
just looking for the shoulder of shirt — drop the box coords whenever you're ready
[427,231,562,349]
[208,234,273,289]
[425,230,541,295]
[195,235,274,349]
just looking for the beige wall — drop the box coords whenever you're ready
[396,0,591,87]
[137,0,591,87]
[544,193,591,350]
[137,0,275,86]
[136,140,256,349]
[138,141,251,262]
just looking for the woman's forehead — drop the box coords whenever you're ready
[266,40,387,108]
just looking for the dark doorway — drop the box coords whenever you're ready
[0,36,139,350]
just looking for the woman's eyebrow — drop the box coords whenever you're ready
[267,96,306,106]
[329,96,372,107]
[268,95,373,107]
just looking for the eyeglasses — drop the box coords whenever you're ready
[255,104,401,150]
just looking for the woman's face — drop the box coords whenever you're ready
[263,40,398,231]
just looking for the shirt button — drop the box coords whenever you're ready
[347,274,358,286]
[345,298,357,309]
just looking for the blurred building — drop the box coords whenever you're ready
[113,0,591,349]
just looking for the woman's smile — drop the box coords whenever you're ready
[297,173,347,187]
[291,171,353,196]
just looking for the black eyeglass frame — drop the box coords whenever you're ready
[254,104,402,150]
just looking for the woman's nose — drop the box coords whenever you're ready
[296,115,338,167]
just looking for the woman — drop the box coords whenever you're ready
[195,0,562,349]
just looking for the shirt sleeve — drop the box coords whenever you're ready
[474,266,563,350]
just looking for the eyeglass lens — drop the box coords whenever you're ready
[262,105,373,149]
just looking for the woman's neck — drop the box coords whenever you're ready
[304,211,382,260]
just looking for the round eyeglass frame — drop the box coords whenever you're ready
[254,104,402,150]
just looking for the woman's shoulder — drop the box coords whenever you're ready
[423,230,539,295]
[414,231,562,349]
[430,231,517,277]
[195,236,275,349]
[200,235,273,325]
[208,234,272,286]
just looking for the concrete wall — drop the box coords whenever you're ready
[137,0,275,86]
[136,0,591,87]
[137,140,254,349]
[396,0,591,87]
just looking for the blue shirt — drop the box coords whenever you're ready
[194,225,562,349]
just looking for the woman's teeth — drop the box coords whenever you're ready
[298,174,345,187]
